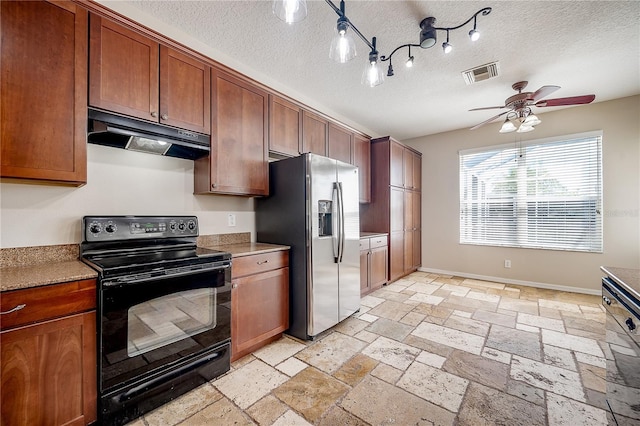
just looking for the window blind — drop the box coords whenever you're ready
[459,132,603,252]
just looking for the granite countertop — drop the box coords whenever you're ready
[601,266,640,301]
[199,242,290,257]
[360,232,389,239]
[0,260,98,292]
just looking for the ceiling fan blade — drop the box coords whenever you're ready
[530,85,560,102]
[535,94,595,107]
[470,110,510,130]
[469,106,507,111]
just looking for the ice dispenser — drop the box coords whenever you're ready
[318,200,332,237]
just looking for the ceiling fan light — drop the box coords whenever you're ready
[499,117,517,133]
[273,0,307,24]
[469,29,480,41]
[516,124,535,133]
[442,42,452,54]
[329,19,357,63]
[523,113,541,126]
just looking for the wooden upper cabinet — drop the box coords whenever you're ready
[389,140,405,188]
[302,110,328,156]
[328,123,352,164]
[159,46,211,134]
[1,1,87,185]
[403,148,421,190]
[195,69,268,196]
[269,95,302,156]
[353,134,371,203]
[89,14,210,134]
[412,152,422,191]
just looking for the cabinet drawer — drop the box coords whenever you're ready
[232,251,289,278]
[370,235,388,249]
[359,239,370,251]
[0,279,96,331]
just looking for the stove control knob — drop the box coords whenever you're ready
[187,220,196,231]
[89,222,102,234]
[169,222,177,232]
[178,222,186,231]
[105,223,117,233]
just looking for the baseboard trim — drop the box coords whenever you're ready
[418,267,601,296]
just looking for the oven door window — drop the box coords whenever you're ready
[127,288,217,357]
[101,266,231,392]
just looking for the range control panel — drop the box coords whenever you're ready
[83,216,199,241]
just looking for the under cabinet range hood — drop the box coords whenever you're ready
[87,108,210,160]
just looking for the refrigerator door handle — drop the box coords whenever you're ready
[337,181,345,263]
[332,183,339,263]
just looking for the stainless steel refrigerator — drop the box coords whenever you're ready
[256,153,360,340]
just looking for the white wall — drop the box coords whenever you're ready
[0,144,255,248]
[404,95,640,293]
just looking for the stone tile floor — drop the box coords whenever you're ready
[128,272,610,426]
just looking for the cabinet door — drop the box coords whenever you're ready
[360,250,370,294]
[370,246,388,290]
[302,110,328,156]
[412,191,421,269]
[353,134,371,203]
[159,46,211,134]
[269,95,302,156]
[231,268,289,360]
[390,141,404,187]
[404,149,415,190]
[412,152,422,191]
[1,311,97,426]
[328,123,352,164]
[389,231,405,282]
[200,69,269,196]
[1,1,87,185]
[89,13,160,122]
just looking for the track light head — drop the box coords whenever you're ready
[419,17,437,48]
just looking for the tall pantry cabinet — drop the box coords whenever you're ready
[360,136,422,282]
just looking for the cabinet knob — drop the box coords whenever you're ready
[1,304,26,315]
[150,111,158,118]
[257,260,269,265]
[161,114,168,120]
[211,183,216,189]
[232,283,238,289]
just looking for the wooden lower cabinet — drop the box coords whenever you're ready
[0,280,97,426]
[360,234,388,296]
[230,250,289,361]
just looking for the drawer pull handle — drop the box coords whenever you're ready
[1,304,26,315]
[257,260,269,265]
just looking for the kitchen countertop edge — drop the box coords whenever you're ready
[199,242,290,258]
[1,260,98,292]
[600,266,640,301]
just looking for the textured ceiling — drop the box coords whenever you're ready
[102,1,640,141]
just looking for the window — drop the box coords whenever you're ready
[459,132,602,252]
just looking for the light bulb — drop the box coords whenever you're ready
[442,42,452,54]
[469,29,480,41]
[406,56,414,68]
[329,22,357,63]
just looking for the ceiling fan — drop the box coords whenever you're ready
[469,81,595,132]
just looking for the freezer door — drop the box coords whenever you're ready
[309,154,340,337]
[337,159,360,321]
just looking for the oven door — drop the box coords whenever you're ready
[99,263,231,394]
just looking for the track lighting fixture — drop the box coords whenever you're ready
[272,0,492,87]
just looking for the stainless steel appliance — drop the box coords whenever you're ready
[601,266,640,425]
[88,108,210,160]
[81,216,231,425]
[256,153,360,340]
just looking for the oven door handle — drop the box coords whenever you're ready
[103,264,231,286]
[118,347,226,402]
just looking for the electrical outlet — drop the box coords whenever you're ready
[227,214,236,227]
[504,259,511,268]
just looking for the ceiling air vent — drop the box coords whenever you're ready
[462,62,500,85]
